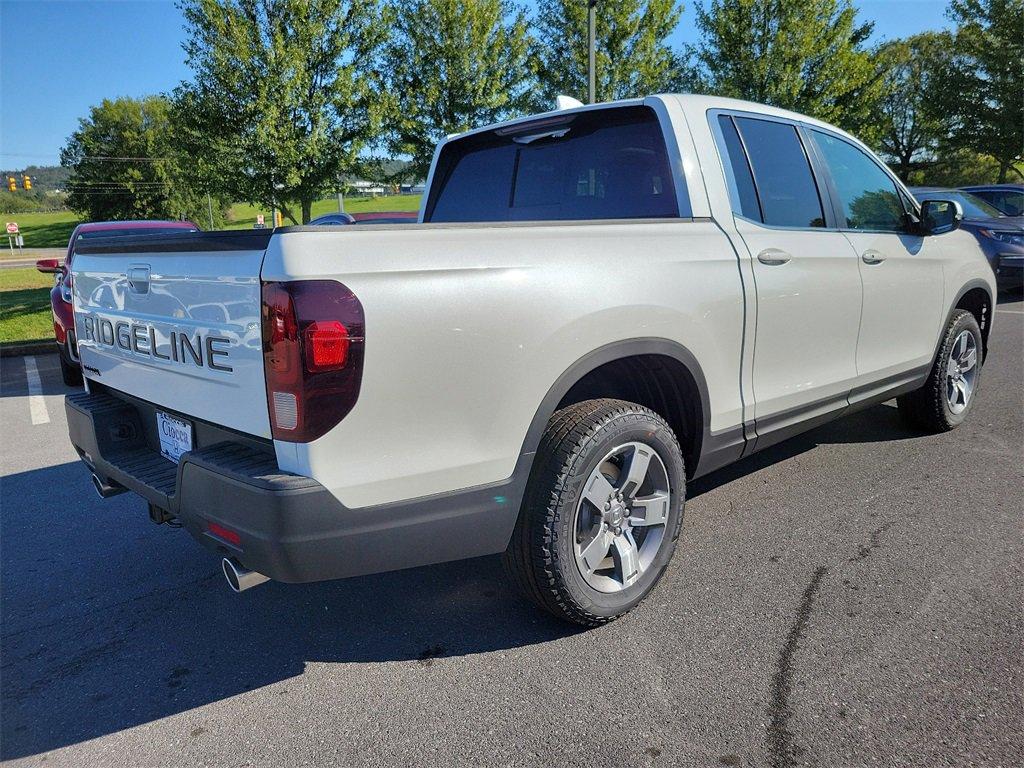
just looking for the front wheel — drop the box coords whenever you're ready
[503,399,685,626]
[898,309,983,432]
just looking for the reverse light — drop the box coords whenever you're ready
[261,280,364,442]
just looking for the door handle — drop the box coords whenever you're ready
[862,250,886,265]
[757,248,791,266]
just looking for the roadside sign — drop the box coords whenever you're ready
[6,222,18,234]
[254,214,265,229]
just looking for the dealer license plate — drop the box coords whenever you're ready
[156,411,193,463]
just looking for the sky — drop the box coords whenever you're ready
[1,0,953,168]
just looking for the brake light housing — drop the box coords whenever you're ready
[261,280,365,442]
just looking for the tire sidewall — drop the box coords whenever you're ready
[552,414,685,620]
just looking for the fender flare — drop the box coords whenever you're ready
[942,279,994,361]
[515,337,714,473]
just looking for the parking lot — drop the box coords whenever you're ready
[0,297,1021,768]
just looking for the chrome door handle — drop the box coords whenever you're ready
[757,248,791,266]
[862,250,886,265]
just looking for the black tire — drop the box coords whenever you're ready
[897,309,982,433]
[503,398,686,626]
[60,353,83,387]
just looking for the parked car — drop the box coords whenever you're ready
[66,96,993,626]
[911,187,1023,291]
[308,212,356,226]
[960,184,1024,217]
[35,220,199,385]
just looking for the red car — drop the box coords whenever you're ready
[36,220,199,385]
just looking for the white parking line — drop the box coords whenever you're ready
[23,356,50,425]
[995,309,1023,315]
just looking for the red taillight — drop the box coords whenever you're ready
[304,320,349,371]
[208,521,241,546]
[261,280,364,442]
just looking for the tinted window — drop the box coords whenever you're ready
[733,117,825,228]
[717,115,761,220]
[812,131,905,231]
[979,189,1023,216]
[426,106,683,222]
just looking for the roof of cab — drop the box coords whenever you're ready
[439,93,858,151]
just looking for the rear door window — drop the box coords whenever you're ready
[732,117,826,228]
[810,131,906,232]
[426,106,684,222]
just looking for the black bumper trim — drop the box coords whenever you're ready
[66,390,524,583]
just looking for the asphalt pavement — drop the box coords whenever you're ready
[2,297,1022,768]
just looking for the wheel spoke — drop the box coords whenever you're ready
[620,445,653,498]
[960,347,977,372]
[629,491,670,527]
[579,529,613,572]
[956,332,968,360]
[582,468,616,511]
[612,531,641,586]
[956,378,969,404]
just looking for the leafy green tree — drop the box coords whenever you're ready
[59,96,224,224]
[532,0,686,106]
[935,0,1023,182]
[690,0,883,135]
[872,32,952,181]
[383,0,533,180]
[175,0,389,224]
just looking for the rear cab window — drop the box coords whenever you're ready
[424,106,687,222]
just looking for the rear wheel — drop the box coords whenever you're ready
[504,399,685,626]
[60,353,83,387]
[898,309,982,432]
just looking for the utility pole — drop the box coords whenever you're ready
[587,0,598,104]
[206,192,215,230]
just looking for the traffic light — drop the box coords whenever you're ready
[6,177,15,193]
[22,175,31,191]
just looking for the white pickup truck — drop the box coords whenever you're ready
[66,95,995,626]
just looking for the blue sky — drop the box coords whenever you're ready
[1,0,952,167]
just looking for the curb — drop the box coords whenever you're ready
[0,341,57,358]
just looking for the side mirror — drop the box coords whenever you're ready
[920,199,963,235]
[35,258,62,274]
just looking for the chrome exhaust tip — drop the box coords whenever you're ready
[222,558,270,593]
[91,473,125,499]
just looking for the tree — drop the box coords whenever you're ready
[60,96,223,224]
[935,0,1023,182]
[690,0,883,136]
[872,32,952,181]
[175,0,389,224]
[384,0,533,180]
[532,0,686,106]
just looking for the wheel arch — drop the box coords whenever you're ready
[517,339,713,480]
[950,280,993,361]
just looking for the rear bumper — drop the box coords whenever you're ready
[65,389,521,583]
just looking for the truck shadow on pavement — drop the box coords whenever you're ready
[0,458,583,759]
[1,401,923,759]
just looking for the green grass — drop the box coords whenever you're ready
[1,195,423,246]
[0,209,80,248]
[0,268,55,344]
[223,195,421,229]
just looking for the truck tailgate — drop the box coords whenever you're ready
[71,231,272,438]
